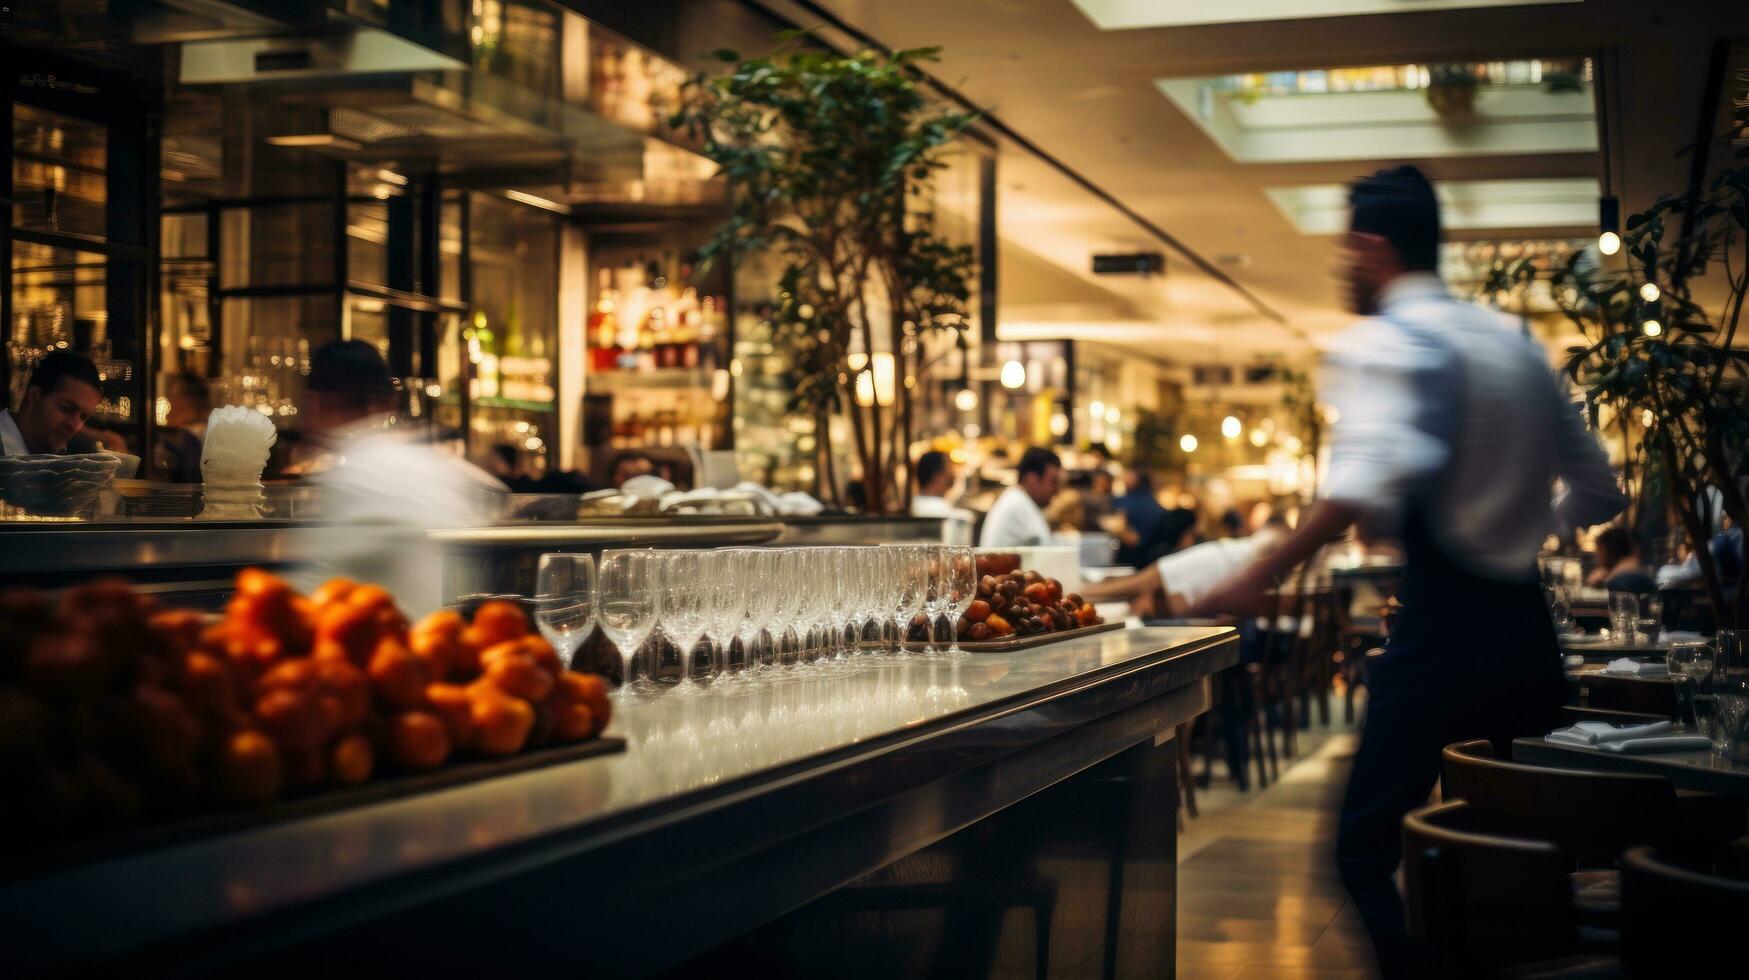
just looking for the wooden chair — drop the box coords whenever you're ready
[1403,800,1606,976]
[1621,846,1749,977]
[1441,740,1683,869]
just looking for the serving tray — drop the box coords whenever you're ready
[5,735,625,879]
[903,619,1123,653]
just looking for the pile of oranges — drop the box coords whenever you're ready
[0,570,611,847]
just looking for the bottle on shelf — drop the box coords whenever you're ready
[588,267,620,373]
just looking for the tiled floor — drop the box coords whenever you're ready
[1176,721,1382,980]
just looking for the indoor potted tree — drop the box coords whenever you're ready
[671,38,977,513]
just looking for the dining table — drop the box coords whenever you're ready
[1512,736,1749,799]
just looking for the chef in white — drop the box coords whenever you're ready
[977,447,1061,548]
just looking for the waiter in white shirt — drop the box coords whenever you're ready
[978,446,1061,548]
[910,450,974,546]
[1193,166,1624,978]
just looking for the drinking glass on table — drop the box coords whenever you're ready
[1665,641,1713,731]
[599,549,659,702]
[657,550,711,696]
[534,553,596,669]
[1608,591,1639,641]
[1715,630,1749,762]
[1544,585,1572,635]
[940,546,976,659]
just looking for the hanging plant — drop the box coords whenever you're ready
[671,36,978,513]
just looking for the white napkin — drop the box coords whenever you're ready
[1601,657,1669,677]
[776,491,823,516]
[1546,720,1672,747]
[1598,734,1711,754]
[1661,631,1704,644]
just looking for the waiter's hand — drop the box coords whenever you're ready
[1189,565,1278,619]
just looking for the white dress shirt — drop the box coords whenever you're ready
[1321,273,1624,580]
[0,410,30,457]
[979,484,1054,548]
[912,493,975,546]
[1155,536,1264,607]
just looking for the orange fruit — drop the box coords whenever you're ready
[550,701,595,742]
[368,638,430,709]
[253,688,324,751]
[424,683,475,747]
[316,602,379,665]
[310,577,358,608]
[330,732,373,785]
[470,690,534,756]
[470,601,528,647]
[313,658,370,728]
[551,672,612,734]
[388,711,452,771]
[484,652,554,702]
[222,730,282,804]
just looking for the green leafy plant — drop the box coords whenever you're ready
[1558,161,1749,627]
[671,38,977,512]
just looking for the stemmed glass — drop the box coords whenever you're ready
[534,553,596,669]
[738,549,779,675]
[1715,630,1749,763]
[701,551,742,690]
[658,550,711,697]
[773,548,811,668]
[886,546,923,657]
[599,549,659,702]
[1665,640,1712,732]
[940,546,976,659]
[921,548,951,657]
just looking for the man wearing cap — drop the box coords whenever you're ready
[1192,165,1625,976]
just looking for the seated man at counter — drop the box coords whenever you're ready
[1081,516,1290,618]
[0,351,102,457]
[910,450,974,545]
[978,446,1061,548]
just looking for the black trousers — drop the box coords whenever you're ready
[1335,523,1567,978]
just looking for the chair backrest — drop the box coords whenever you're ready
[1403,799,1579,973]
[1441,739,1680,866]
[1621,846,1749,976]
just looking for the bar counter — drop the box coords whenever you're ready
[0,626,1235,975]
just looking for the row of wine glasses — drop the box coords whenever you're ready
[1666,630,1748,761]
[532,544,978,703]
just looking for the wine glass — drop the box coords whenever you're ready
[1608,591,1639,641]
[657,550,711,697]
[1666,640,1712,731]
[940,546,976,659]
[737,548,779,675]
[886,546,921,657]
[599,549,659,702]
[701,551,741,690]
[921,548,951,657]
[534,553,596,669]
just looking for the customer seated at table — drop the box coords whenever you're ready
[1080,515,1291,618]
[153,372,210,482]
[1588,526,1657,594]
[0,351,102,456]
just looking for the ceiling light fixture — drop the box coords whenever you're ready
[1639,282,1661,303]
[1179,434,1198,453]
[1641,319,1662,337]
[1598,195,1622,256]
[1221,415,1242,439]
[1000,360,1026,390]
[954,387,979,412]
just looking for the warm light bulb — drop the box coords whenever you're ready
[954,387,978,412]
[1089,400,1106,419]
[999,359,1026,390]
[1221,415,1242,439]
[1249,428,1268,448]
[1639,282,1661,303]
[1598,231,1622,256]
[1049,412,1069,437]
[1641,319,1662,337]
[1179,434,1198,453]
[1105,406,1120,424]
[1640,408,1655,429]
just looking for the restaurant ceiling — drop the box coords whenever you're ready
[782,0,1749,360]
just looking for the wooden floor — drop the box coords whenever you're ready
[1177,723,1381,980]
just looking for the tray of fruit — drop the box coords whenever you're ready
[0,570,620,872]
[905,564,1112,651]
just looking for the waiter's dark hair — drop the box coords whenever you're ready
[1017,446,1061,481]
[27,350,102,397]
[1349,164,1441,272]
[307,340,396,395]
[915,450,950,489]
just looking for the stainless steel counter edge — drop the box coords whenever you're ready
[0,626,1236,972]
